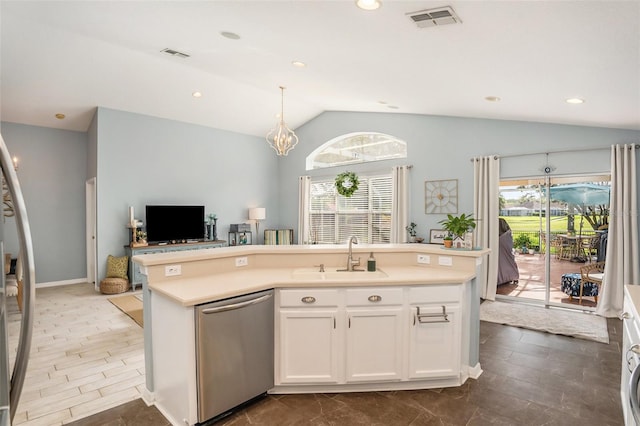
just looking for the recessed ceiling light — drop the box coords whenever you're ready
[356,0,381,11]
[484,96,501,102]
[291,61,307,68]
[220,31,241,40]
[388,105,399,110]
[566,98,585,104]
[192,91,202,98]
[55,113,65,120]
[378,100,388,105]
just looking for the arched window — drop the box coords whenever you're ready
[306,132,407,170]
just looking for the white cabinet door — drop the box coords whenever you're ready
[345,307,404,382]
[278,309,340,384]
[408,304,461,379]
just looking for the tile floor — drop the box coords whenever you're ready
[7,283,144,425]
[10,283,623,425]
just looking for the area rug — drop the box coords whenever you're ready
[480,300,609,344]
[108,294,143,327]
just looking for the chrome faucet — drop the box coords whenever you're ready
[346,236,361,271]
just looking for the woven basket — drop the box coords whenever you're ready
[100,277,129,294]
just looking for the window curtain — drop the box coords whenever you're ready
[391,165,410,243]
[297,175,311,244]
[473,156,500,300]
[596,144,639,317]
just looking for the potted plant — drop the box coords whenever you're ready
[513,233,532,254]
[405,222,417,242]
[438,213,476,249]
[443,235,453,248]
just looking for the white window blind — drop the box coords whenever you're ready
[309,174,392,244]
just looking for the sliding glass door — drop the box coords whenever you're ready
[498,174,610,310]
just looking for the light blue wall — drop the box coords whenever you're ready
[1,110,638,285]
[0,122,88,283]
[279,111,640,241]
[94,107,279,281]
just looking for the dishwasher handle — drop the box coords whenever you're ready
[201,293,272,314]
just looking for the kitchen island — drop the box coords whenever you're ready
[133,243,488,426]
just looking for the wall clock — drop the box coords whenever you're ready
[425,179,458,214]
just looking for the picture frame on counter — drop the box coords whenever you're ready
[429,229,447,245]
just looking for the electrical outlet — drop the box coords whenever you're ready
[438,256,453,266]
[235,257,248,267]
[417,254,430,264]
[165,265,181,276]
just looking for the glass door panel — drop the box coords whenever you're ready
[498,174,609,310]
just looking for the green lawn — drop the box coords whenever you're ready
[501,215,568,233]
[502,215,600,252]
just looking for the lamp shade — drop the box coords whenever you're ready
[249,207,266,221]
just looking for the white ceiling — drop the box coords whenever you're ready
[1,1,639,137]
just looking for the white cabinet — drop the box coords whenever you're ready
[408,286,462,379]
[276,284,464,389]
[345,287,404,382]
[277,289,340,384]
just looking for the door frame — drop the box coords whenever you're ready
[85,178,97,291]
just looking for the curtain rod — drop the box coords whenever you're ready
[470,143,639,162]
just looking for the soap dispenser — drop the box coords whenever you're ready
[367,252,376,272]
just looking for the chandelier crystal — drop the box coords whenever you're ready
[266,86,298,156]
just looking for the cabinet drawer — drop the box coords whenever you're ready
[279,289,340,307]
[409,285,461,304]
[346,287,403,306]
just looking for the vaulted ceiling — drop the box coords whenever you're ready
[1,1,639,137]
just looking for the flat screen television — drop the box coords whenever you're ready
[145,205,205,243]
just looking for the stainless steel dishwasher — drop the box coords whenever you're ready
[195,289,274,423]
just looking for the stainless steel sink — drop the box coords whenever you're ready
[291,267,387,281]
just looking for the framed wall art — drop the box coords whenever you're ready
[425,179,458,214]
[429,229,448,245]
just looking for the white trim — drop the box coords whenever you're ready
[86,178,98,291]
[35,278,88,288]
[467,362,483,379]
[141,388,155,405]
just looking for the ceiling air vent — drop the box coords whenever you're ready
[161,48,190,59]
[406,6,462,28]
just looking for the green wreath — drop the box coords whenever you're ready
[335,171,359,197]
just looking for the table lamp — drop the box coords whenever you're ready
[249,207,266,244]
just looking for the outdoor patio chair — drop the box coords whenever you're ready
[579,261,605,304]
[555,235,578,260]
[581,236,600,262]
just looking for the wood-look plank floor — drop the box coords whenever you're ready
[7,283,144,425]
[10,283,623,425]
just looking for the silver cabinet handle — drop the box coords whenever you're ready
[368,295,382,302]
[301,296,316,304]
[201,293,272,314]
[1,134,36,423]
[415,306,449,324]
[621,312,632,320]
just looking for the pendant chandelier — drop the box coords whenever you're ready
[266,86,298,156]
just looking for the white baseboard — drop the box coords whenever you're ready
[468,362,483,379]
[141,387,155,405]
[36,278,88,288]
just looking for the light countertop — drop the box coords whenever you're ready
[134,244,489,306]
[146,265,479,307]
[626,285,640,317]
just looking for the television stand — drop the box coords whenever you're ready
[125,240,227,290]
